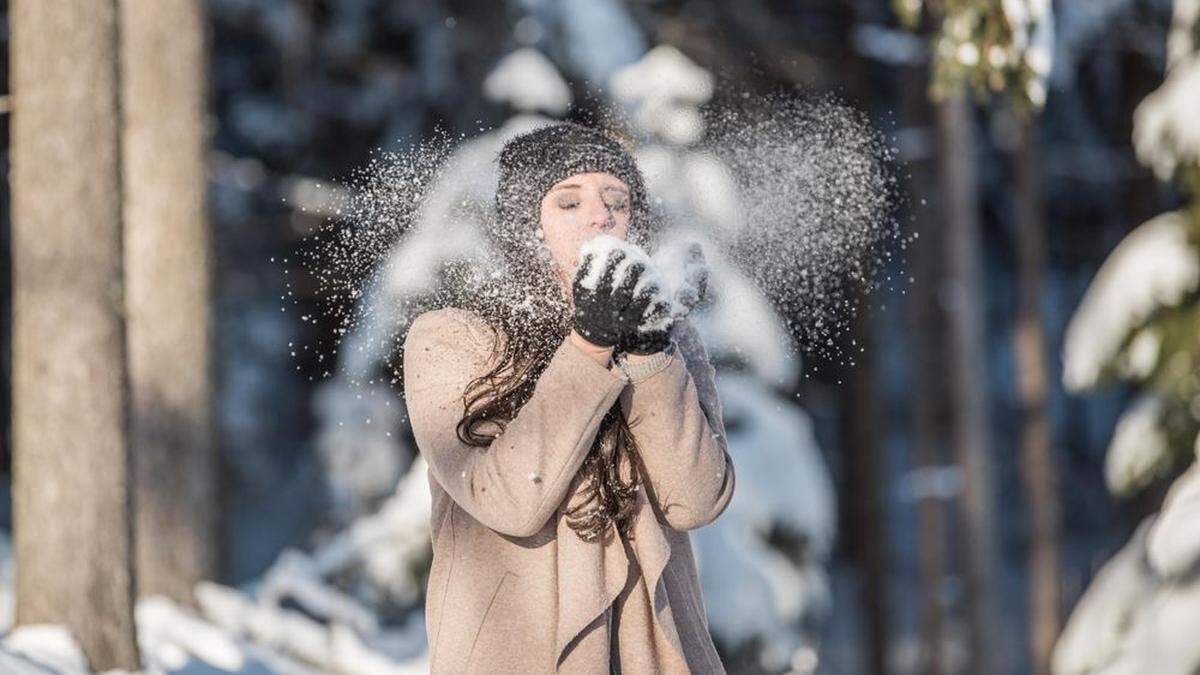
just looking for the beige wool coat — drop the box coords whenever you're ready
[402,306,736,674]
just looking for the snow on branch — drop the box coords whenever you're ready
[1133,55,1200,182]
[1062,210,1199,392]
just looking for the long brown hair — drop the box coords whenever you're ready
[439,123,660,543]
[450,260,644,544]
[441,181,662,542]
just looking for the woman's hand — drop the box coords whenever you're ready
[571,235,674,357]
[671,241,709,318]
[567,329,615,367]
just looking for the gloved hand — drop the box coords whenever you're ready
[669,241,709,319]
[571,235,674,355]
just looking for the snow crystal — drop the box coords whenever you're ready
[655,229,800,384]
[702,94,904,362]
[651,237,710,319]
[298,89,900,384]
[284,73,865,673]
[1062,210,1200,392]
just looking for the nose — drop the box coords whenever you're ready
[587,195,616,230]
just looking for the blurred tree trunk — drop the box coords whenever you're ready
[845,289,889,675]
[1013,113,1060,675]
[902,69,949,675]
[121,0,218,603]
[10,1,140,670]
[935,95,998,675]
[838,11,891,672]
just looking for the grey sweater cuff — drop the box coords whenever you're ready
[616,341,677,383]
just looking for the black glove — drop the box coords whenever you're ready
[571,245,640,348]
[620,281,673,355]
[672,241,709,316]
[571,240,674,355]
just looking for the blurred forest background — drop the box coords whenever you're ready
[1,0,1199,674]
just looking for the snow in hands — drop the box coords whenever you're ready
[577,235,661,295]
[576,234,675,333]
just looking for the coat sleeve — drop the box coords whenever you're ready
[403,308,631,538]
[617,317,735,531]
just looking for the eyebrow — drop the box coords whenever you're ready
[549,183,629,194]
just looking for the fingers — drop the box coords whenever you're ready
[641,297,672,327]
[691,265,709,304]
[573,247,626,293]
[676,241,709,310]
[614,261,645,298]
[596,249,627,293]
[573,251,596,285]
[575,236,673,308]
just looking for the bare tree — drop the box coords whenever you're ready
[902,66,950,675]
[121,0,218,604]
[845,290,890,675]
[936,95,999,675]
[10,1,139,669]
[1013,114,1060,675]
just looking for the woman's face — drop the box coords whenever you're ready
[539,172,632,297]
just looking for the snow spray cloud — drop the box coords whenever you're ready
[291,126,461,383]
[291,95,903,386]
[701,93,904,364]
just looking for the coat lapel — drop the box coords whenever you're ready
[554,480,688,671]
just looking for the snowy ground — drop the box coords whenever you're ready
[0,587,429,675]
[0,526,431,675]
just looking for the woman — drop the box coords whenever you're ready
[403,122,735,674]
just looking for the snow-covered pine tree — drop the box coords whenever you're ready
[1053,1,1200,673]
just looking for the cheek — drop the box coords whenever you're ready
[539,212,585,269]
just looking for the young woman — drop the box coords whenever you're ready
[403,122,735,674]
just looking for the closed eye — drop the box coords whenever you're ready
[602,197,629,212]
